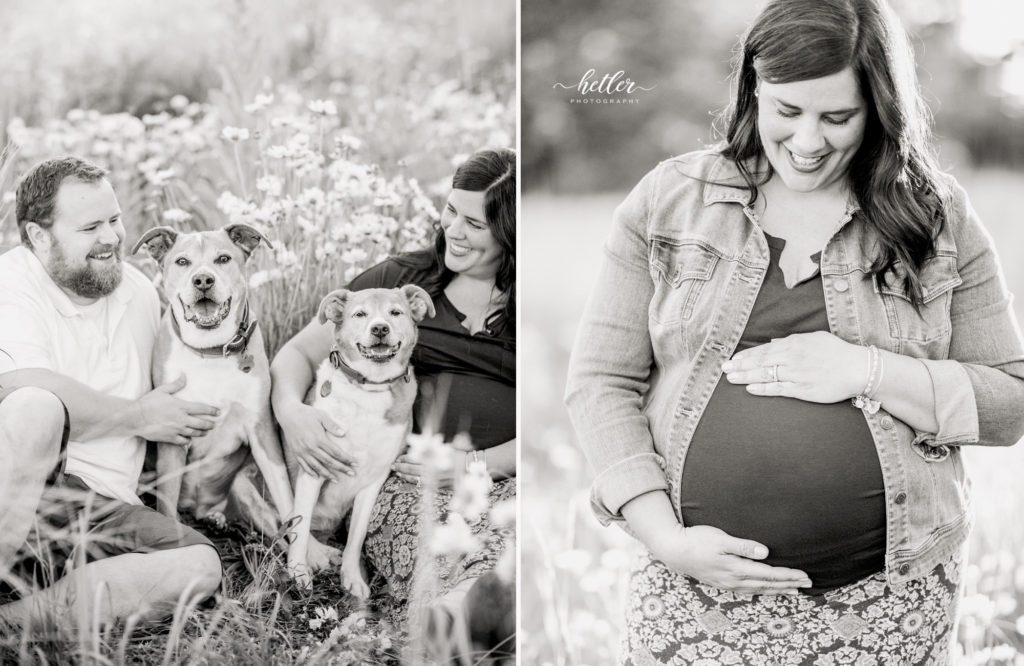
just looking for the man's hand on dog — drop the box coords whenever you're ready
[129,375,219,446]
[278,402,357,479]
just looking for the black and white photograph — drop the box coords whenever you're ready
[522,1,1024,664]
[0,0,515,663]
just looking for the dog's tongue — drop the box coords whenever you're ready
[194,299,219,316]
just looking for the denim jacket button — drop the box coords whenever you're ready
[833,278,850,292]
[898,563,911,575]
[894,491,907,505]
[881,416,894,430]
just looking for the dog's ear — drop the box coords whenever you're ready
[224,224,271,259]
[317,289,350,325]
[401,284,435,323]
[132,227,179,264]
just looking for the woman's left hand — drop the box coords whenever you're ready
[722,331,868,403]
[391,451,466,489]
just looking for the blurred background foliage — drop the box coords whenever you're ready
[523,0,1024,192]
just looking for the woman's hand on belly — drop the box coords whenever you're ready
[653,524,814,595]
[722,331,865,403]
[622,491,812,595]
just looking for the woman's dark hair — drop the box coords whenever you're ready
[394,148,516,333]
[716,0,948,305]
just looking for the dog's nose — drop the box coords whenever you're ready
[192,273,215,291]
[371,323,390,338]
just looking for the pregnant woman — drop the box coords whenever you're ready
[565,0,1024,663]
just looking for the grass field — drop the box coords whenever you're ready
[522,169,1024,666]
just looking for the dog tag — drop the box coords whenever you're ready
[320,380,332,397]
[238,352,254,373]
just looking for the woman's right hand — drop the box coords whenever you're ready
[651,524,813,595]
[277,402,357,479]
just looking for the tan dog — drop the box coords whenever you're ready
[132,225,320,555]
[287,285,434,597]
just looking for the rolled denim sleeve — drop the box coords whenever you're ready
[565,165,669,525]
[917,180,1024,447]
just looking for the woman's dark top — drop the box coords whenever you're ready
[679,233,886,593]
[345,258,515,450]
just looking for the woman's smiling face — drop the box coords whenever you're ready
[441,188,502,279]
[757,67,867,194]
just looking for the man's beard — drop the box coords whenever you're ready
[47,240,124,299]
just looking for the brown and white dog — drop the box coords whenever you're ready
[286,285,434,598]
[132,224,311,551]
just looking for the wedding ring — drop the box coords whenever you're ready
[415,476,421,488]
[770,364,780,383]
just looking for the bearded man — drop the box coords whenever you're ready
[0,157,222,629]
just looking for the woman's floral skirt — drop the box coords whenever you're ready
[623,548,962,666]
[364,474,516,625]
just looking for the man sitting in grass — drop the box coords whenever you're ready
[0,156,222,629]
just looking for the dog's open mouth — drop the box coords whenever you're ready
[357,341,401,363]
[181,295,232,329]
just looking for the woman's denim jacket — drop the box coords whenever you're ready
[565,150,1024,585]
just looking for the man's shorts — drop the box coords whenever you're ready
[0,388,218,591]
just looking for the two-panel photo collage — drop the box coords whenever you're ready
[1,1,1022,664]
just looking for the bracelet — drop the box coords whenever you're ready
[464,450,485,473]
[852,344,883,414]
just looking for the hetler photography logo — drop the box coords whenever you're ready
[553,68,655,105]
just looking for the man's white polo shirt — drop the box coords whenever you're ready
[0,245,159,504]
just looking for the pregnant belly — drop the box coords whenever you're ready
[679,377,886,592]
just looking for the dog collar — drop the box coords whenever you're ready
[173,300,258,359]
[329,348,411,386]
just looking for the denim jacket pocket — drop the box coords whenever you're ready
[649,237,719,324]
[875,254,961,352]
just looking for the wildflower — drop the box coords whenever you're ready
[309,605,338,631]
[66,108,87,123]
[249,269,284,290]
[146,169,176,187]
[266,145,288,159]
[169,95,190,112]
[314,241,339,262]
[991,645,1016,661]
[340,247,369,266]
[489,499,515,529]
[162,208,192,225]
[256,175,283,197]
[142,112,171,126]
[308,99,338,116]
[221,126,251,141]
[451,458,492,524]
[336,133,362,151]
[430,513,481,559]
[273,245,299,268]
[298,186,326,210]
[493,546,515,584]
[405,432,454,473]
[245,93,275,113]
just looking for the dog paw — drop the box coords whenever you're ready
[306,538,342,572]
[203,511,228,530]
[288,563,313,590]
[340,565,370,600]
